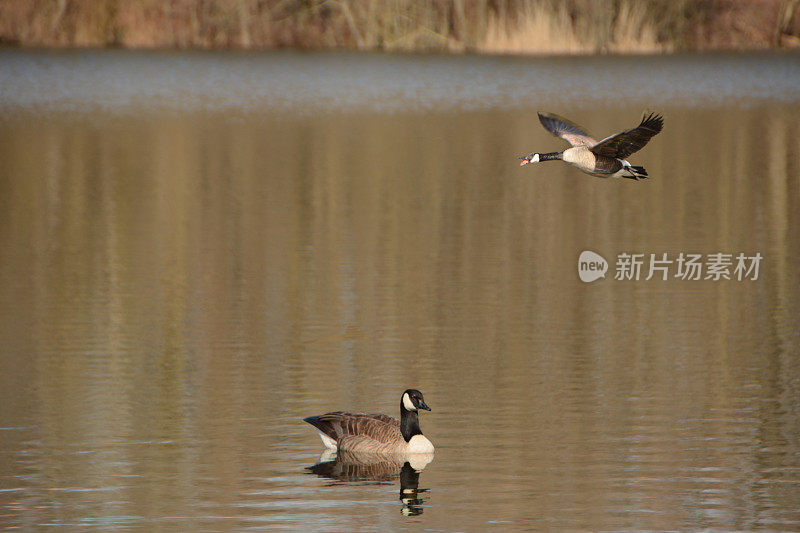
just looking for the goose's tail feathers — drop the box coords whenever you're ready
[304,416,339,449]
[627,165,649,180]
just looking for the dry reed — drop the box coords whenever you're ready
[0,0,796,53]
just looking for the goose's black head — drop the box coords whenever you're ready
[519,153,541,166]
[401,389,431,412]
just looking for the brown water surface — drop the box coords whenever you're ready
[1,50,799,530]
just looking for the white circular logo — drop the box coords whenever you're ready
[578,251,608,282]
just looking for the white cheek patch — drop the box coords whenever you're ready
[532,153,540,163]
[402,393,417,411]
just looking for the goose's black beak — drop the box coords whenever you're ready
[418,400,431,411]
[519,156,529,166]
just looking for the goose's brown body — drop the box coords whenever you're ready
[307,411,407,454]
[562,147,624,177]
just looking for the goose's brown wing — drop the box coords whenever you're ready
[590,113,663,159]
[305,411,401,444]
[538,112,597,147]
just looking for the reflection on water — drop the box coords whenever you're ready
[307,450,431,516]
[0,50,799,530]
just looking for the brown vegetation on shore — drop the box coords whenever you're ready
[1,0,798,54]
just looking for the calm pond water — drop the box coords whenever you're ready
[1,49,799,531]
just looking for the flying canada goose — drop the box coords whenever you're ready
[303,389,434,455]
[520,112,663,180]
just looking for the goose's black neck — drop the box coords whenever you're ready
[400,404,422,442]
[540,152,562,161]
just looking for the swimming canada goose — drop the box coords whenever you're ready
[520,112,663,180]
[303,389,434,455]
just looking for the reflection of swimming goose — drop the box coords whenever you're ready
[307,449,433,481]
[303,389,434,454]
[307,450,431,516]
[520,112,663,180]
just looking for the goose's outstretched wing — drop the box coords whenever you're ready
[590,113,663,159]
[538,112,597,147]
